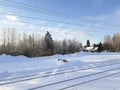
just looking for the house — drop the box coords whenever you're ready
[81,46,98,52]
[86,47,94,52]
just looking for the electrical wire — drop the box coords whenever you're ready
[3,0,120,27]
[0,12,120,31]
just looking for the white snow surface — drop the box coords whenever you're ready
[0,52,120,90]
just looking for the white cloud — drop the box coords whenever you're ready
[85,8,120,31]
[0,6,5,12]
[87,8,120,26]
[30,24,35,30]
[43,26,87,41]
[2,19,24,27]
[6,15,18,22]
[87,14,110,21]
[70,31,86,37]
[114,8,120,24]
[46,27,66,35]
[114,8,120,17]
[16,22,24,26]
[45,27,87,37]
[3,15,24,26]
[37,20,46,25]
[2,19,10,25]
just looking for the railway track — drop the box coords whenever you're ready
[0,59,120,88]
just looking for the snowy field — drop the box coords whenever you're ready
[0,52,120,90]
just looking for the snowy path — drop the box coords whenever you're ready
[0,52,120,90]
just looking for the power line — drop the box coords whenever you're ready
[2,1,116,29]
[0,2,64,18]
[3,0,120,27]
[0,12,94,26]
[0,12,120,31]
[0,2,118,29]
[0,2,88,22]
[0,2,119,31]
[0,59,120,85]
[28,67,120,90]
[0,17,119,34]
[59,71,120,90]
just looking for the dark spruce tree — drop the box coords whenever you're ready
[87,40,90,47]
[97,42,103,52]
[45,31,54,55]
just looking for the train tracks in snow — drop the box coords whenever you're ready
[0,59,120,90]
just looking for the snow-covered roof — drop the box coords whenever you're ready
[86,47,93,50]
[93,47,98,51]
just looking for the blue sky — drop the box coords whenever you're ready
[0,0,120,45]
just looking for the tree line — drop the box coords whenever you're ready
[103,32,120,52]
[91,32,120,52]
[0,28,120,57]
[0,28,82,57]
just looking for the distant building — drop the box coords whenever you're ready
[81,46,98,52]
[86,47,93,52]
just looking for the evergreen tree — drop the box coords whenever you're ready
[97,42,103,52]
[86,40,90,47]
[45,31,54,54]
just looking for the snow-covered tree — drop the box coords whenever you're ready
[103,34,113,51]
[113,33,120,51]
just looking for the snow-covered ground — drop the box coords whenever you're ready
[0,52,120,90]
